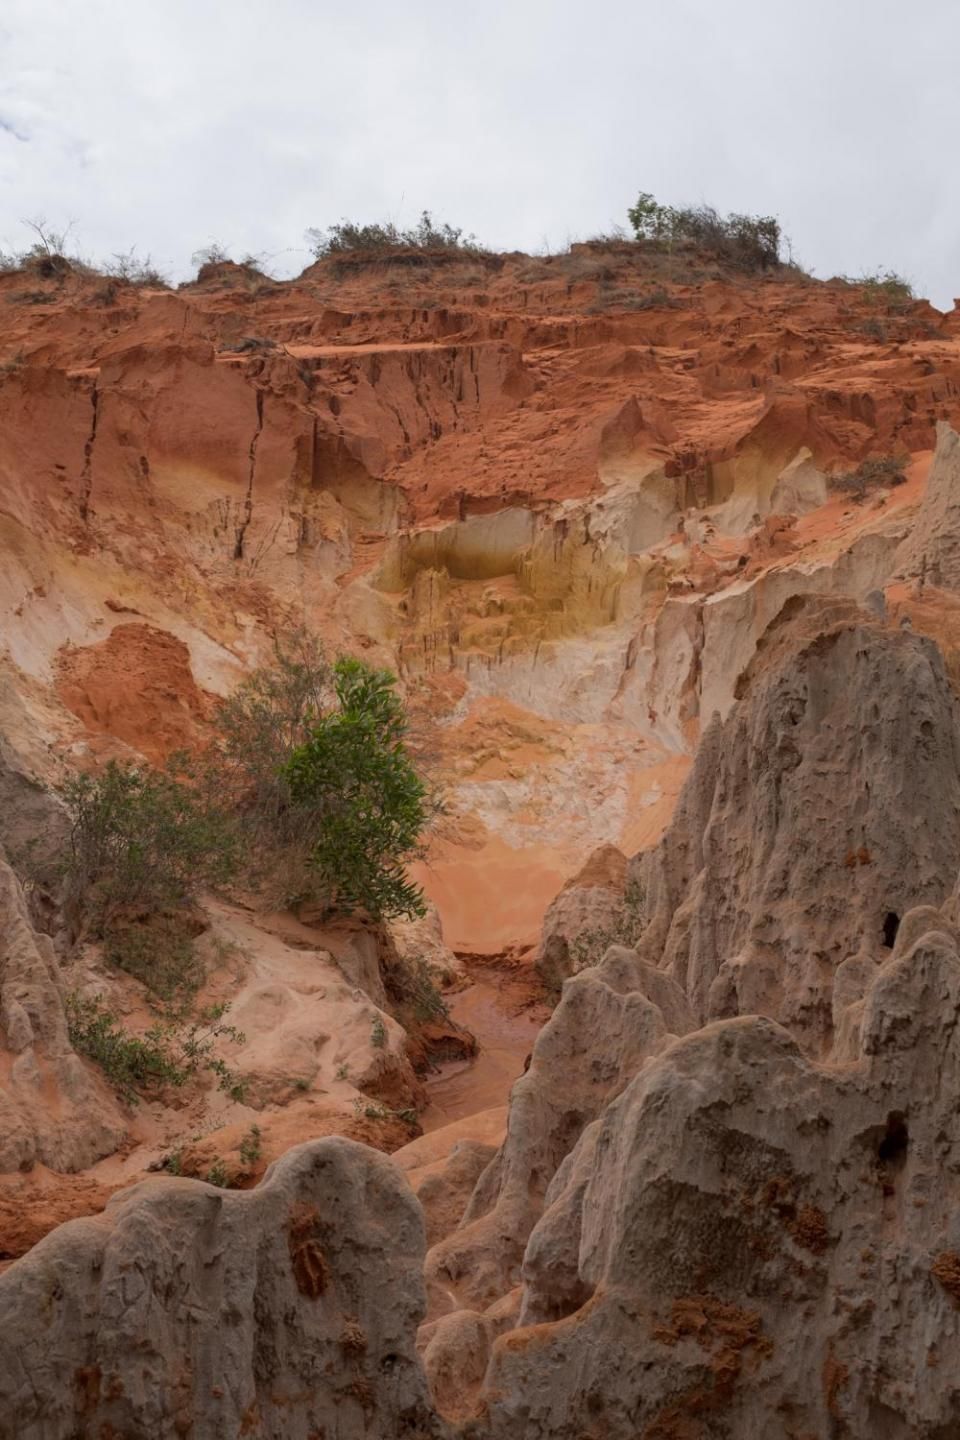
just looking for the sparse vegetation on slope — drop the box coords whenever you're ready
[65,993,245,1106]
[830,454,908,499]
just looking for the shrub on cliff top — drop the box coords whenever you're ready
[103,247,169,287]
[0,218,83,279]
[627,192,781,272]
[306,211,486,259]
[850,269,914,305]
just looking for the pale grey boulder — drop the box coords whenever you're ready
[0,1137,444,1440]
[479,926,960,1438]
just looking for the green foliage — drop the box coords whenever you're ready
[283,658,428,920]
[370,1016,387,1049]
[239,1123,262,1165]
[174,1002,247,1101]
[65,993,245,1106]
[102,914,203,1003]
[627,193,673,241]
[627,193,781,272]
[213,629,332,845]
[64,992,186,1105]
[60,759,236,938]
[206,1159,229,1188]
[57,632,429,947]
[306,211,485,259]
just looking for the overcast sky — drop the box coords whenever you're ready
[2,0,958,306]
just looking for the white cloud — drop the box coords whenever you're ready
[0,0,958,304]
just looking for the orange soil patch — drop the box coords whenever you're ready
[56,621,212,763]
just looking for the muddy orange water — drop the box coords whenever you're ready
[420,966,550,1132]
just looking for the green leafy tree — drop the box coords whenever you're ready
[283,658,428,919]
[627,192,672,241]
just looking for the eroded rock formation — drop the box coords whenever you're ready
[0,1138,440,1440]
[0,852,126,1172]
[633,594,960,1050]
[477,920,960,1437]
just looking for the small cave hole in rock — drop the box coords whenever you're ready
[882,911,900,949]
[877,1112,909,1169]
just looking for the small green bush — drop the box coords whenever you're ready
[61,759,236,939]
[206,1159,229,1188]
[65,993,245,1106]
[65,992,185,1104]
[239,1123,262,1165]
